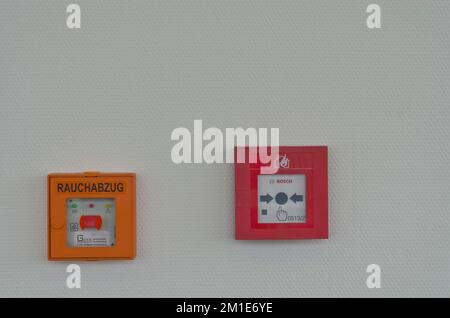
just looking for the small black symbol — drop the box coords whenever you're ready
[275,192,288,205]
[261,209,267,215]
[290,193,303,203]
[77,235,84,242]
[70,223,79,232]
[276,206,288,221]
[259,193,273,203]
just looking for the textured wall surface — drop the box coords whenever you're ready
[0,1,449,297]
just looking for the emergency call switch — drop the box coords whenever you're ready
[258,174,306,224]
[48,172,136,260]
[235,146,328,240]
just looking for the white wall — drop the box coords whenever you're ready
[0,1,449,297]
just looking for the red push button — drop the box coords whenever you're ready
[80,215,102,230]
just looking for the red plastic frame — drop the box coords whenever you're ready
[234,146,328,240]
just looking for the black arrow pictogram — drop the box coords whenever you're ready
[290,193,303,203]
[259,194,273,203]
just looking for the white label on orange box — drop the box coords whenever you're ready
[73,230,112,247]
[257,174,306,223]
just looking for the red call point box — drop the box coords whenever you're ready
[48,172,136,260]
[235,146,328,240]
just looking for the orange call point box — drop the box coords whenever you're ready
[48,172,136,260]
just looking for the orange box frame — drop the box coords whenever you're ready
[48,172,136,261]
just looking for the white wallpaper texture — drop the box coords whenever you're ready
[0,1,449,297]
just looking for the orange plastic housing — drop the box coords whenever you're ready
[48,172,136,261]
